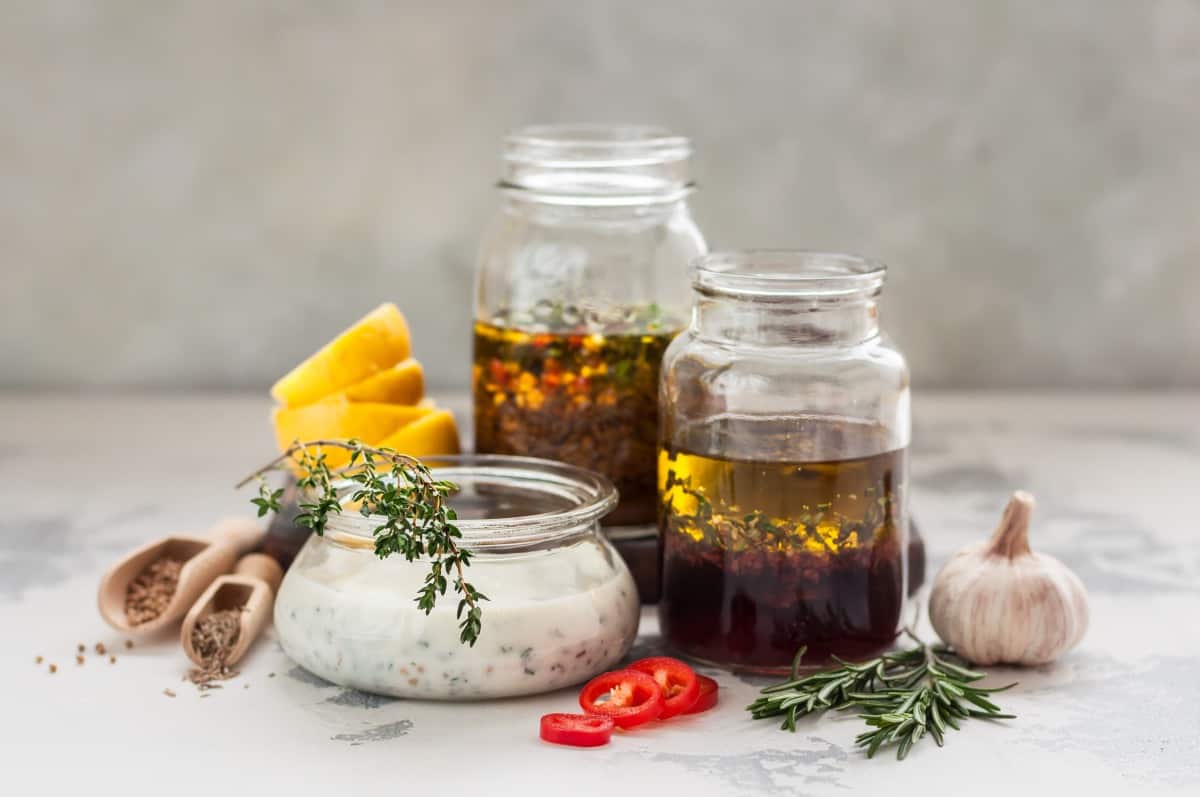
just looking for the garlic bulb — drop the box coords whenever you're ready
[929,491,1088,665]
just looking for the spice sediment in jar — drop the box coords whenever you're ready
[473,306,680,527]
[658,416,907,671]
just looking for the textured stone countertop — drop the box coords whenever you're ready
[2,393,1197,795]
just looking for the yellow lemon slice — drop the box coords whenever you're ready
[376,410,462,459]
[270,304,412,407]
[273,398,433,469]
[335,359,424,405]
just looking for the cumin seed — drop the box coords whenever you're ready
[125,557,183,625]
[187,608,243,688]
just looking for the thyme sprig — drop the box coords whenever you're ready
[746,631,1016,760]
[237,440,487,645]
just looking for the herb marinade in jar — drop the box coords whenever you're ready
[659,418,906,669]
[658,252,910,672]
[473,304,680,527]
[474,125,706,534]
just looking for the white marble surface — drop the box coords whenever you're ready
[1,393,1198,795]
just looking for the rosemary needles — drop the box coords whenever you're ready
[746,632,1016,760]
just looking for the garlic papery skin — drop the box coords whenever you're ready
[929,491,1089,666]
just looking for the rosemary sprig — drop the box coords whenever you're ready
[237,440,488,646]
[746,631,1016,760]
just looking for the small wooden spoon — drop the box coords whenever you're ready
[97,517,265,635]
[180,553,284,668]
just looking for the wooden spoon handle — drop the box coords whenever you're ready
[208,517,265,554]
[234,553,284,594]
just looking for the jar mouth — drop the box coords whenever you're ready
[693,250,886,299]
[323,454,618,552]
[501,123,694,205]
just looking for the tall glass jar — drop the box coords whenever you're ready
[473,124,707,536]
[658,252,910,672]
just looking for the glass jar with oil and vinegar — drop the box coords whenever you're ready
[658,251,910,671]
[473,125,707,551]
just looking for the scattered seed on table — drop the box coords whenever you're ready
[95,643,107,656]
[48,664,57,674]
[76,644,85,654]
[124,640,134,650]
[268,672,275,678]
[109,655,117,664]
[163,689,176,698]
[75,655,84,665]
[35,656,43,664]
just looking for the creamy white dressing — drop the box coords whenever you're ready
[274,534,640,699]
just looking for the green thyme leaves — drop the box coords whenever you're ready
[238,440,487,646]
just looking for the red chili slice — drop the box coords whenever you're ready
[539,713,614,748]
[578,669,665,729]
[627,656,701,719]
[682,675,719,715]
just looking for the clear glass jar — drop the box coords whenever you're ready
[274,455,640,700]
[472,124,708,532]
[658,252,911,672]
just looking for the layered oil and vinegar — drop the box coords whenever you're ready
[473,306,679,526]
[658,416,907,671]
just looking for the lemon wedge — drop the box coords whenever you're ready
[375,410,462,459]
[337,359,424,405]
[271,303,412,407]
[273,399,433,468]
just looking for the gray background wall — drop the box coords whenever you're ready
[4,0,1199,392]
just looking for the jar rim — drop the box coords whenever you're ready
[504,124,692,165]
[692,250,887,299]
[500,123,694,205]
[322,454,618,552]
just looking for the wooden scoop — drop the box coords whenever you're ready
[180,553,284,668]
[97,517,265,635]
